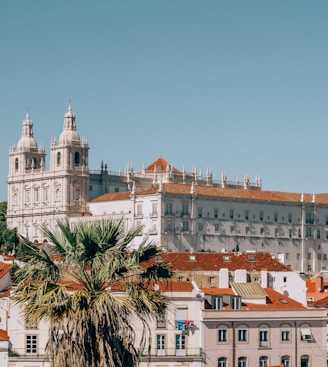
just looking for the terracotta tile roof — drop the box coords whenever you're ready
[91,191,131,202]
[144,157,183,174]
[0,262,12,278]
[309,295,328,307]
[203,287,306,310]
[159,251,291,272]
[0,329,9,341]
[161,183,328,204]
[92,182,328,205]
[0,290,10,297]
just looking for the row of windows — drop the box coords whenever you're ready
[165,202,328,227]
[218,354,310,367]
[217,323,312,344]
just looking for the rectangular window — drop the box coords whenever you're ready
[238,329,247,342]
[214,224,219,232]
[165,219,173,232]
[136,204,142,216]
[259,330,268,346]
[318,253,322,260]
[214,208,219,218]
[288,213,292,223]
[197,208,203,218]
[212,296,223,310]
[182,221,189,232]
[260,227,264,234]
[306,212,313,224]
[324,254,327,261]
[274,212,278,222]
[317,229,321,239]
[306,227,312,238]
[218,328,227,342]
[259,211,264,221]
[43,188,48,202]
[198,223,203,232]
[229,209,234,219]
[308,253,311,260]
[297,253,300,260]
[165,202,173,215]
[26,335,37,354]
[34,188,39,203]
[156,334,166,356]
[182,203,189,216]
[156,313,166,328]
[152,202,157,216]
[281,331,290,341]
[245,226,249,234]
[231,296,241,310]
[175,334,186,356]
[244,210,249,220]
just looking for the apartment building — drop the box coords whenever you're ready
[202,285,327,367]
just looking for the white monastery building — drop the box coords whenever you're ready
[7,105,328,274]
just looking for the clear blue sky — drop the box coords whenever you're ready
[1,1,328,201]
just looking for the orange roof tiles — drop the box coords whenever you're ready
[0,329,9,341]
[0,262,12,278]
[159,251,291,272]
[91,191,131,203]
[144,157,183,174]
[203,288,306,310]
[309,296,328,307]
[92,182,328,205]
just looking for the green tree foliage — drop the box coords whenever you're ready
[13,219,173,367]
[0,202,19,254]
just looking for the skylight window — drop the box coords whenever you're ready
[189,255,196,261]
[279,299,288,304]
[248,255,256,261]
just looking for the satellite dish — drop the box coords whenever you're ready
[154,284,160,291]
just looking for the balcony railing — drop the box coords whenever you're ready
[140,347,202,360]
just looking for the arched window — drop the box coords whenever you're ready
[218,357,227,367]
[217,325,228,342]
[259,324,269,347]
[15,158,19,171]
[237,324,248,342]
[74,152,80,166]
[259,356,269,367]
[281,323,291,342]
[238,356,247,367]
[301,355,309,367]
[57,152,61,165]
[281,355,290,367]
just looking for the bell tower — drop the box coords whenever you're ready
[50,103,89,216]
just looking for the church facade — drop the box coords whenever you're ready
[7,106,328,274]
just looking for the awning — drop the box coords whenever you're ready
[300,328,312,340]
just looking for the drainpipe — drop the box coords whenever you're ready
[232,321,235,367]
[294,321,298,367]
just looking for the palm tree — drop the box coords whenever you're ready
[13,218,173,367]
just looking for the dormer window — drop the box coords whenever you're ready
[231,296,241,310]
[212,296,223,310]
